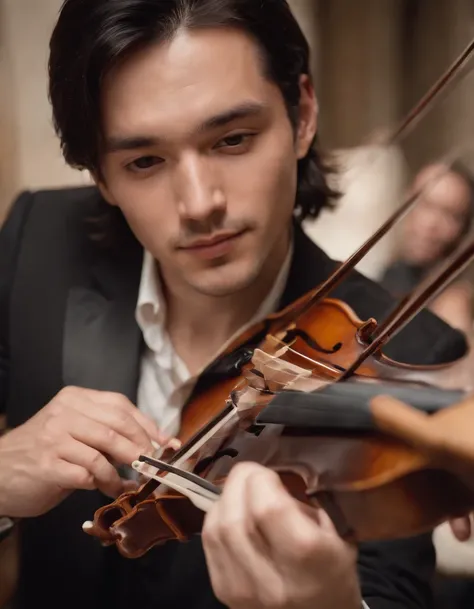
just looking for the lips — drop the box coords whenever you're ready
[183,231,243,250]
[180,230,246,261]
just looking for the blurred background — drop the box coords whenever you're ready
[1,0,474,607]
[1,0,474,277]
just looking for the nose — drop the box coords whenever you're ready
[174,154,226,224]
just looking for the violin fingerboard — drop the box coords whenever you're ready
[256,381,463,432]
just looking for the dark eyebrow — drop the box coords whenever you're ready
[198,101,268,132]
[105,136,159,154]
[105,101,267,154]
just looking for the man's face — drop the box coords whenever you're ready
[98,28,316,297]
[403,165,471,266]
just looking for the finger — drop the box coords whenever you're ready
[450,516,472,541]
[64,389,158,454]
[66,387,182,451]
[77,388,167,442]
[58,439,125,498]
[370,396,435,448]
[49,460,97,492]
[202,506,239,605]
[55,410,150,465]
[203,464,283,604]
[244,464,323,562]
[128,408,181,449]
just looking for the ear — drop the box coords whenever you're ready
[92,173,118,207]
[295,74,318,160]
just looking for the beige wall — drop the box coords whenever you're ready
[0,0,88,217]
[0,0,18,219]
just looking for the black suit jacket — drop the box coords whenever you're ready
[0,187,468,609]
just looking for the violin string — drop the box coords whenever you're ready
[340,232,474,380]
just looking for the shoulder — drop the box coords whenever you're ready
[0,185,106,306]
[1,185,101,241]
[9,184,100,219]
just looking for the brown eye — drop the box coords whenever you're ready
[215,133,255,151]
[128,156,162,171]
[222,134,246,147]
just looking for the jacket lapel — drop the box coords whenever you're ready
[279,224,337,307]
[63,235,144,403]
[62,221,333,403]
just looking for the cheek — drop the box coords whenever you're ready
[228,135,297,225]
[107,178,178,252]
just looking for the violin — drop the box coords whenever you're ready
[83,37,474,559]
[370,392,474,482]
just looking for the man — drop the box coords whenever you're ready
[0,2,468,609]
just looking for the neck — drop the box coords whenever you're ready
[162,231,291,375]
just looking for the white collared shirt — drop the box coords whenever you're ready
[135,245,292,437]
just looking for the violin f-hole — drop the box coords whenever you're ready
[282,329,342,354]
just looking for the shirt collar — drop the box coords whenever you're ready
[135,248,167,332]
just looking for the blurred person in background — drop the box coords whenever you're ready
[381,162,474,335]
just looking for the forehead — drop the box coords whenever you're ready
[101,27,279,138]
[421,172,471,212]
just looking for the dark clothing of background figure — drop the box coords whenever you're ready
[0,187,468,609]
[381,260,427,297]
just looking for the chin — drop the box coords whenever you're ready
[188,258,263,297]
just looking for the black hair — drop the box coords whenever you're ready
[49,0,338,241]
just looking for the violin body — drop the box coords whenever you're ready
[83,296,472,559]
[85,407,474,559]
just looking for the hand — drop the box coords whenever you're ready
[370,395,474,545]
[201,463,361,609]
[0,386,174,518]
